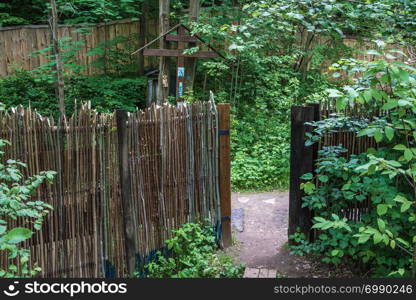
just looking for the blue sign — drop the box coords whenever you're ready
[178,82,184,97]
[178,67,185,78]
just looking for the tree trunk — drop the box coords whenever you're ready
[157,0,170,104]
[184,0,200,92]
[138,0,149,76]
[49,0,66,120]
[294,29,315,81]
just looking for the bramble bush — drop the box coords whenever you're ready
[144,222,245,278]
[290,48,416,277]
[290,146,414,277]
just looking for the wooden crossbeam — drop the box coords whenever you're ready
[143,48,219,58]
[165,34,199,42]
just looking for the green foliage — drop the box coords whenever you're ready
[144,222,245,278]
[292,147,414,277]
[86,34,140,76]
[0,70,147,118]
[56,0,141,24]
[0,135,56,277]
[291,53,416,277]
[65,75,147,113]
[220,55,333,191]
[0,0,142,26]
[0,1,45,26]
[29,34,88,81]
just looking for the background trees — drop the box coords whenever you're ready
[0,0,415,191]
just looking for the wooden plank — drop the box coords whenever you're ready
[116,110,137,276]
[143,48,219,58]
[176,26,186,102]
[288,105,315,242]
[165,34,199,42]
[218,103,232,248]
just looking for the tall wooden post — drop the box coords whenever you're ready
[157,0,170,104]
[116,110,137,276]
[176,26,186,103]
[138,0,149,76]
[185,0,200,90]
[288,105,316,243]
[218,103,232,248]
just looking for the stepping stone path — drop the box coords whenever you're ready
[243,267,277,278]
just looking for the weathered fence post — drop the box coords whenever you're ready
[116,110,137,276]
[288,105,318,243]
[218,103,232,248]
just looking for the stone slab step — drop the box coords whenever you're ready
[243,267,277,278]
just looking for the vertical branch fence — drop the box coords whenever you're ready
[0,101,231,277]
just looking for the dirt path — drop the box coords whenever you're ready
[230,191,323,277]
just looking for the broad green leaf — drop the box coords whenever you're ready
[342,183,351,190]
[377,219,385,232]
[377,204,388,216]
[358,235,370,244]
[374,129,383,143]
[384,126,394,141]
[381,100,398,110]
[318,175,328,183]
[300,173,313,180]
[393,144,407,151]
[4,228,32,244]
[404,149,413,161]
[373,232,383,244]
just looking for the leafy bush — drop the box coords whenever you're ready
[66,75,147,113]
[0,136,56,277]
[144,222,245,278]
[291,146,413,277]
[86,35,140,76]
[290,50,416,277]
[0,70,147,118]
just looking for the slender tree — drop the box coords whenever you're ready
[49,0,66,119]
[138,0,149,76]
[184,0,200,91]
[157,0,170,104]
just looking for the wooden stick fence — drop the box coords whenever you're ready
[0,18,160,77]
[0,101,230,277]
